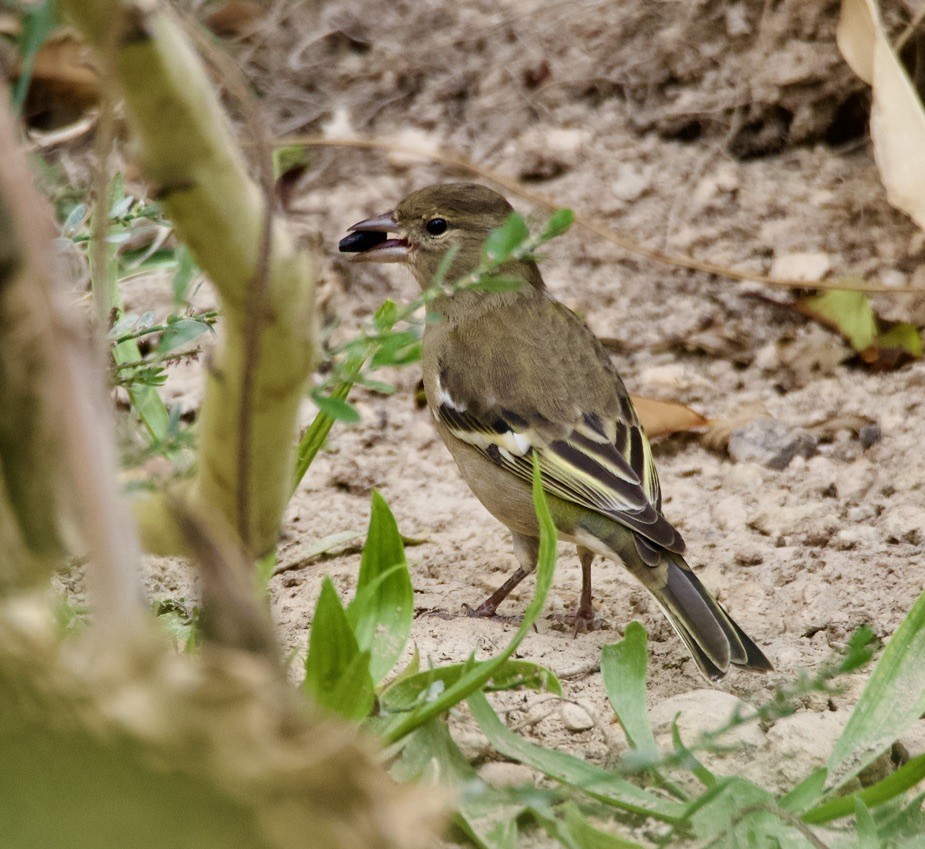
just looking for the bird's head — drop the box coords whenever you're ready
[339,183,542,291]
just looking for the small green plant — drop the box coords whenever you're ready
[439,600,925,848]
[301,456,560,738]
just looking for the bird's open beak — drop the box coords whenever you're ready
[338,210,410,263]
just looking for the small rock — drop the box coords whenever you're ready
[560,701,595,732]
[765,711,848,786]
[478,761,535,787]
[859,423,881,448]
[611,164,652,202]
[713,495,748,530]
[846,505,876,523]
[770,251,832,283]
[650,690,765,749]
[728,418,817,470]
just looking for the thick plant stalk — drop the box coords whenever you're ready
[64,0,316,555]
[0,86,143,626]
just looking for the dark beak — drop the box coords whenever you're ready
[338,210,410,263]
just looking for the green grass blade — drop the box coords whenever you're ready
[346,491,413,684]
[467,690,685,823]
[529,803,646,849]
[803,753,925,825]
[12,0,57,113]
[778,767,827,814]
[827,590,925,790]
[378,455,557,745]
[601,623,658,756]
[293,379,352,491]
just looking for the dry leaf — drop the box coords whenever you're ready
[630,395,709,439]
[701,401,768,450]
[13,29,100,128]
[837,0,925,231]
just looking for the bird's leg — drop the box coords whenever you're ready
[465,533,538,618]
[549,546,608,634]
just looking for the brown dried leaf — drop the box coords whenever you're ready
[630,395,709,440]
[701,401,769,450]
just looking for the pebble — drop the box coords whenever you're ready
[770,251,832,282]
[611,164,652,202]
[650,690,765,749]
[859,424,882,448]
[560,701,595,732]
[478,761,535,788]
[728,418,817,470]
[765,711,848,786]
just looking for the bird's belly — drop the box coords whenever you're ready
[437,421,542,538]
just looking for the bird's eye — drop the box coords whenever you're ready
[425,217,448,236]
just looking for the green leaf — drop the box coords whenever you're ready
[803,753,925,825]
[62,202,87,237]
[346,492,413,684]
[369,330,422,369]
[690,778,809,847]
[302,578,375,721]
[601,623,658,758]
[311,391,361,424]
[827,591,925,791]
[472,274,524,293]
[393,719,525,849]
[373,298,398,331]
[484,213,530,262]
[377,454,558,744]
[380,659,561,714]
[158,317,211,353]
[468,690,685,823]
[795,288,877,352]
[271,530,362,576]
[541,208,575,241]
[778,767,827,814]
[855,798,879,849]
[12,0,58,113]
[171,246,195,306]
[877,322,923,358]
[530,803,645,849]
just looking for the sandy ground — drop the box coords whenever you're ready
[125,0,925,839]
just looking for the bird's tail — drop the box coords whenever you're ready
[644,551,772,681]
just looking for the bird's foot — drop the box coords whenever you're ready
[463,602,523,624]
[548,606,609,636]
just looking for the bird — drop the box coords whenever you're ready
[339,182,771,681]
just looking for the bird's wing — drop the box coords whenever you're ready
[432,297,684,559]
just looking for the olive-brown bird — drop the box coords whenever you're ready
[339,183,771,680]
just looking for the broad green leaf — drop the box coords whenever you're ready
[373,298,398,331]
[541,208,575,241]
[311,391,361,424]
[468,690,685,823]
[380,659,561,714]
[158,317,211,353]
[855,798,879,849]
[795,288,877,352]
[601,623,658,758]
[62,202,87,237]
[378,455,557,744]
[804,753,925,825]
[346,492,413,683]
[827,590,925,790]
[690,777,808,848]
[302,578,375,721]
[393,719,525,849]
[877,322,923,358]
[369,330,421,369]
[484,213,529,262]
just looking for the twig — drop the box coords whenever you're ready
[285,134,925,295]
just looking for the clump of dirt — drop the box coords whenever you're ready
[134,0,925,837]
